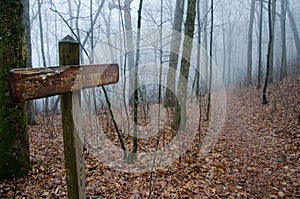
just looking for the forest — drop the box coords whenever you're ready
[0,0,299,198]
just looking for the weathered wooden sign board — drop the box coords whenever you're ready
[8,35,119,199]
[8,64,118,102]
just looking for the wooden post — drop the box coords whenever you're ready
[8,34,119,198]
[59,35,86,199]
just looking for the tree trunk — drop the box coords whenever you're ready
[81,0,104,59]
[22,0,36,125]
[37,0,49,116]
[287,3,300,57]
[22,0,31,72]
[90,0,94,56]
[206,0,213,121]
[227,24,233,85]
[280,0,287,80]
[0,0,30,180]
[257,0,263,89]
[89,0,98,120]
[75,0,82,61]
[221,8,226,81]
[84,1,105,46]
[75,0,81,44]
[203,0,208,84]
[269,0,276,83]
[124,0,135,105]
[247,0,256,86]
[165,0,185,110]
[192,0,202,100]
[45,11,51,66]
[173,0,197,130]
[128,0,144,164]
[263,0,274,104]
[68,0,74,34]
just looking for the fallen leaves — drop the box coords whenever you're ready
[0,75,299,198]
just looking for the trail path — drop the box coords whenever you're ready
[0,77,299,198]
[205,86,299,198]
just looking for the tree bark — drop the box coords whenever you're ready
[81,0,105,48]
[269,0,276,83]
[257,0,263,89]
[165,0,185,109]
[192,0,202,100]
[22,0,36,125]
[123,0,135,105]
[128,0,144,163]
[247,0,256,85]
[203,0,208,83]
[37,0,49,116]
[0,0,30,180]
[221,8,226,81]
[287,3,300,57]
[280,0,287,80]
[173,0,197,130]
[206,0,213,120]
[68,0,74,34]
[227,21,233,85]
[263,0,274,104]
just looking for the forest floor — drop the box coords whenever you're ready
[0,74,299,198]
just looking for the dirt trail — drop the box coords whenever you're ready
[205,85,300,198]
[0,77,299,198]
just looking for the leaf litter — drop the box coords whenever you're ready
[0,75,299,198]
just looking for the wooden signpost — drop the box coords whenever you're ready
[8,35,119,199]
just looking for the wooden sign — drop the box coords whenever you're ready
[8,64,119,102]
[8,35,119,199]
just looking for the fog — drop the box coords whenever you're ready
[29,0,300,110]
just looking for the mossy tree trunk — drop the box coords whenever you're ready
[0,0,30,180]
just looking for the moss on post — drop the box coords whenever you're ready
[0,0,31,180]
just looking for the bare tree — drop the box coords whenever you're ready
[221,5,226,81]
[263,0,275,104]
[109,0,135,104]
[221,1,240,85]
[67,0,73,34]
[269,0,276,83]
[81,0,105,50]
[280,0,287,80]
[37,0,49,116]
[227,12,237,85]
[75,0,81,44]
[174,0,197,130]
[247,0,256,85]
[257,0,264,89]
[287,2,300,58]
[22,0,36,125]
[192,0,202,100]
[203,0,209,83]
[128,0,144,163]
[206,0,213,120]
[164,0,185,121]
